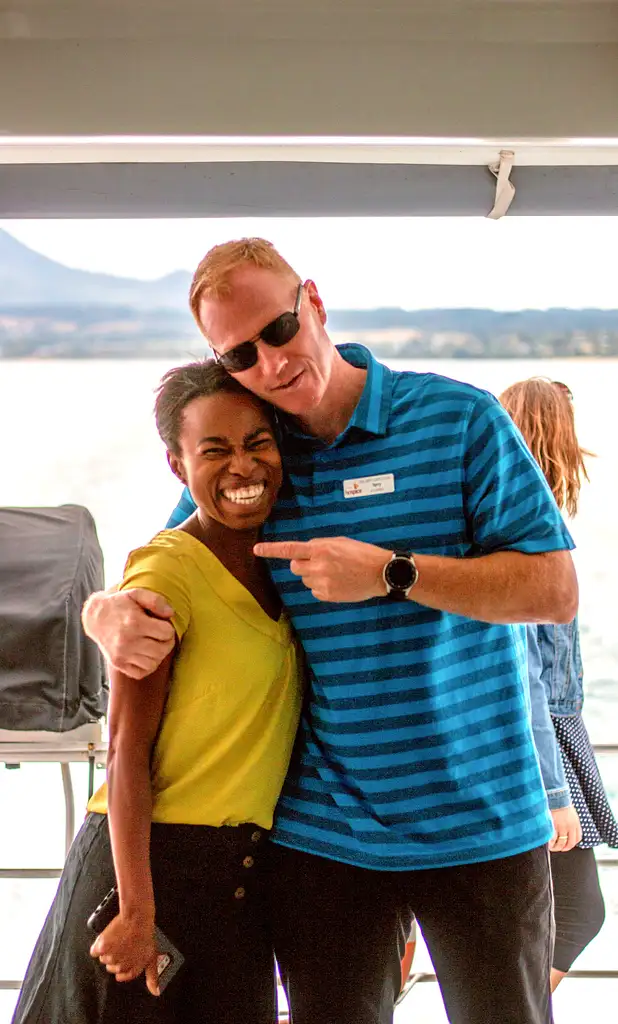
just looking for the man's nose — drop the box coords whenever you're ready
[256,342,289,378]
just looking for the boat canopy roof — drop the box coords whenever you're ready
[1,0,617,216]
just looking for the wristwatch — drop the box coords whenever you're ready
[382,551,419,601]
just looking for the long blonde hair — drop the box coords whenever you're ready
[499,378,592,517]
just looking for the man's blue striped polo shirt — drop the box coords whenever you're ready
[167,344,574,871]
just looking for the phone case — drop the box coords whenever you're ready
[87,886,185,993]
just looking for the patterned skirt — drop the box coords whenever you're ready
[551,713,618,849]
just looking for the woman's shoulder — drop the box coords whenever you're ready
[120,530,199,637]
[124,528,200,570]
[122,529,226,602]
[120,530,204,599]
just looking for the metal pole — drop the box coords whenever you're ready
[60,763,74,858]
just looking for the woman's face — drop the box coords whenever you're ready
[169,391,283,531]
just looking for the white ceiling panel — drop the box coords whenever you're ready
[0,1,616,214]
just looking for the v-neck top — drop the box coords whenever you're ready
[87,529,302,828]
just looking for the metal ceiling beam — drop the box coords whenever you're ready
[1,161,616,217]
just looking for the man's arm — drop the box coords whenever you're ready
[401,546,577,623]
[253,538,578,625]
[255,390,578,623]
[82,588,176,679]
[82,490,195,680]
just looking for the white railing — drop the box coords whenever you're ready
[2,741,617,1009]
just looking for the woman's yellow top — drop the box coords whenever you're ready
[88,529,302,829]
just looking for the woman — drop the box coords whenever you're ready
[499,377,618,991]
[12,360,302,1023]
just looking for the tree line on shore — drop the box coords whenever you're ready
[2,305,618,359]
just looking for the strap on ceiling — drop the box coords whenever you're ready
[487,149,515,219]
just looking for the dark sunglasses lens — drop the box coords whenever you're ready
[217,310,300,373]
[260,311,300,347]
[219,342,258,373]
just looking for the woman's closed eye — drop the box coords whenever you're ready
[248,436,276,452]
[199,446,230,458]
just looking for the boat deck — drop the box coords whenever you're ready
[1,744,617,1023]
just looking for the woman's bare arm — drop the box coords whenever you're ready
[90,644,175,990]
[106,649,174,919]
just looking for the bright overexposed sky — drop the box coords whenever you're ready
[1,216,616,310]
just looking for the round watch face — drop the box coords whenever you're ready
[385,554,417,591]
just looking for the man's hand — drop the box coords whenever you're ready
[254,537,390,603]
[255,540,577,623]
[549,804,582,853]
[90,911,160,995]
[82,589,176,679]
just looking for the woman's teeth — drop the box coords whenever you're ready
[222,483,266,505]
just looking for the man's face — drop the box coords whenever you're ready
[197,266,334,417]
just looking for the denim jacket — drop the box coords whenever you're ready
[527,618,584,810]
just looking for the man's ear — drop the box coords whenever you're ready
[305,279,327,326]
[167,451,187,485]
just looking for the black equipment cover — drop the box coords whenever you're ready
[0,505,108,731]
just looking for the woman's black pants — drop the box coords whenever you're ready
[551,846,605,973]
[11,812,276,1024]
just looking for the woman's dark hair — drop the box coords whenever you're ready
[154,359,272,455]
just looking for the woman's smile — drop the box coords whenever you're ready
[221,482,266,505]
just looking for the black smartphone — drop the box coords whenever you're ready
[87,886,184,994]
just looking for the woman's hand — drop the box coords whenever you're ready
[549,804,582,852]
[90,911,161,995]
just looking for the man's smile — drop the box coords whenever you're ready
[272,370,304,392]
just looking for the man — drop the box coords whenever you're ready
[84,237,577,1024]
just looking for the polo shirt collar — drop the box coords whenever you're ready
[338,343,392,438]
[278,343,393,450]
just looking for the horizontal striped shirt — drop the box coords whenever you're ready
[168,345,574,870]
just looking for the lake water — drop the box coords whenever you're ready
[1,356,617,1020]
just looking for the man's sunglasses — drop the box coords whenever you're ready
[213,283,303,374]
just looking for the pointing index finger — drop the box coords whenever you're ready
[254,541,312,561]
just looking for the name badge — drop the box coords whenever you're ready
[343,473,395,499]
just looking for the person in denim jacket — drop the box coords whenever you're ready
[527,620,582,829]
[501,378,618,992]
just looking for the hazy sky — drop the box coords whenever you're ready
[2,216,616,310]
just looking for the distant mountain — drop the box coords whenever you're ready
[2,228,618,359]
[0,229,192,309]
